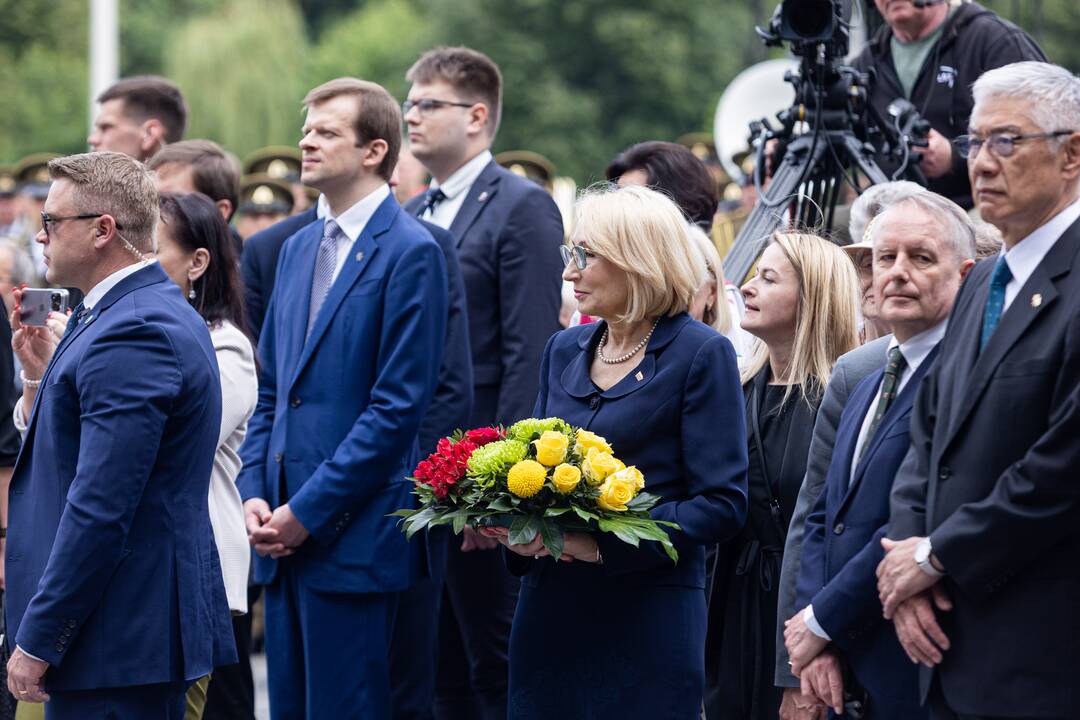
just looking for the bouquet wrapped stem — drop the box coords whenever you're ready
[393,418,679,563]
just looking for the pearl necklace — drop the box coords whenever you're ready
[596,318,661,364]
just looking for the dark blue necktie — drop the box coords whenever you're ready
[858,346,907,464]
[980,256,1013,352]
[60,303,86,341]
[417,187,446,218]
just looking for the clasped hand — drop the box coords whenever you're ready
[477,526,600,563]
[244,499,310,558]
[784,608,829,676]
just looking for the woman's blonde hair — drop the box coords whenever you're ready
[571,184,705,323]
[740,232,860,398]
[687,224,733,335]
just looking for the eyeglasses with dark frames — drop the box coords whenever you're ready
[560,244,590,271]
[40,212,122,239]
[952,130,1074,159]
[401,98,475,117]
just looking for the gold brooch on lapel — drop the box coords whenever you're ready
[355,250,365,262]
[1031,293,1042,308]
[478,191,489,203]
[635,371,644,381]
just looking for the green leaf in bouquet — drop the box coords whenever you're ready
[449,508,471,535]
[488,496,514,512]
[508,513,541,546]
[402,506,438,539]
[571,506,598,522]
[388,508,417,518]
[543,507,570,517]
[627,492,661,512]
[537,518,565,560]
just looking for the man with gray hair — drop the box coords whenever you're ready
[782,192,974,719]
[3,152,234,717]
[878,61,1080,720]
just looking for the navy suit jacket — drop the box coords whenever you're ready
[6,264,234,690]
[237,194,447,594]
[406,160,564,427]
[796,346,937,709]
[240,207,318,341]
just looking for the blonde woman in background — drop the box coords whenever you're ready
[687,224,752,361]
[705,232,859,720]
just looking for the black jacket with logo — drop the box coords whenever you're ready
[852,2,1045,208]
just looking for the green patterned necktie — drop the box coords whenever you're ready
[858,346,908,464]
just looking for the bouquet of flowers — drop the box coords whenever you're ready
[393,417,679,562]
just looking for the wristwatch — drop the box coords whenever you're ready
[914,537,944,577]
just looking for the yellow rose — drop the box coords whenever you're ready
[551,463,582,494]
[507,459,547,498]
[583,447,625,486]
[597,474,636,512]
[610,465,645,493]
[533,430,569,466]
[575,429,613,457]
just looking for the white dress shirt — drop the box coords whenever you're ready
[803,321,945,641]
[325,183,391,282]
[1000,197,1080,312]
[420,150,493,229]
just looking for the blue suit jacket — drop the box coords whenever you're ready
[796,345,938,709]
[237,193,448,593]
[406,160,564,428]
[6,263,234,690]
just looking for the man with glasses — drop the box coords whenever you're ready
[402,47,564,720]
[879,61,1080,720]
[4,151,234,718]
[851,0,1044,209]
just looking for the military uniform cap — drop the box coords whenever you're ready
[495,150,555,192]
[0,166,15,198]
[237,174,295,216]
[14,153,61,200]
[242,146,302,182]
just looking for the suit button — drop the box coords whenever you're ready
[833,523,845,535]
[67,620,76,628]
[588,396,600,409]
[290,397,302,408]
[938,467,951,481]
[275,453,283,463]
[55,644,64,652]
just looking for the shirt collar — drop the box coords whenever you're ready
[1001,197,1080,287]
[430,150,493,201]
[889,320,946,371]
[316,194,329,219]
[328,184,390,242]
[83,260,155,310]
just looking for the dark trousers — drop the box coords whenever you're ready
[202,586,258,720]
[928,681,1055,720]
[44,682,187,720]
[433,545,518,720]
[265,561,397,720]
[390,575,442,720]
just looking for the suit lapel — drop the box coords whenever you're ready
[448,161,501,246]
[288,195,396,387]
[944,223,1080,447]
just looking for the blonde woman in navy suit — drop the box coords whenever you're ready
[483,185,749,719]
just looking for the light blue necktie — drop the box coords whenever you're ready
[980,256,1013,352]
[307,219,341,338]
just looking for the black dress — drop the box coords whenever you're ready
[704,367,818,720]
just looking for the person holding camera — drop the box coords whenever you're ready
[853,0,1044,210]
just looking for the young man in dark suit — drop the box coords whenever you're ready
[879,61,1080,720]
[784,192,975,720]
[403,47,564,720]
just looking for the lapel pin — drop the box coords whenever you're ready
[355,250,365,262]
[1031,293,1042,308]
[635,371,644,381]
[478,191,489,203]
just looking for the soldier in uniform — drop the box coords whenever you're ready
[233,174,294,241]
[242,146,316,214]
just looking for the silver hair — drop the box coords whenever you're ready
[0,240,37,285]
[849,181,927,245]
[972,62,1080,144]
[870,192,976,261]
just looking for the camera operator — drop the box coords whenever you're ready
[852,0,1044,209]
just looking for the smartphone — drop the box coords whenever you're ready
[20,288,70,327]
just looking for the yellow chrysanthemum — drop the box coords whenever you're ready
[507,460,547,498]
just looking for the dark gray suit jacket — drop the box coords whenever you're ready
[888,215,1080,718]
[774,335,891,686]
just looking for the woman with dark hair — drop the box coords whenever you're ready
[156,192,257,719]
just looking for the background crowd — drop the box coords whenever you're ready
[0,1,1078,720]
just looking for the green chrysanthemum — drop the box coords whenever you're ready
[466,439,528,487]
[507,417,572,444]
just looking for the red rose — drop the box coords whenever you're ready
[465,427,501,446]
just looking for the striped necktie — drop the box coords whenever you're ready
[307,219,341,338]
[858,346,907,464]
[980,256,1013,352]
